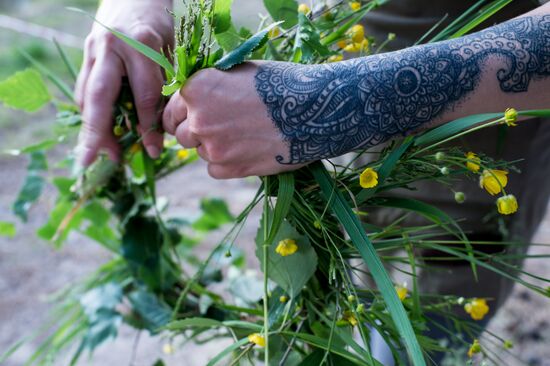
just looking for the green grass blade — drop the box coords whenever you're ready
[449,0,513,38]
[310,162,426,366]
[206,338,249,366]
[53,38,78,82]
[267,172,295,244]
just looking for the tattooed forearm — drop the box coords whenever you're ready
[255,15,550,164]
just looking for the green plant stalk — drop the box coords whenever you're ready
[263,176,270,365]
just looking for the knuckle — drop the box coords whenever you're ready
[131,24,162,46]
[204,143,225,164]
[188,116,209,136]
[98,31,118,49]
[87,81,112,103]
[135,92,160,111]
[84,35,95,50]
[207,165,230,180]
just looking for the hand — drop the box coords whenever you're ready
[162,62,304,179]
[75,0,173,166]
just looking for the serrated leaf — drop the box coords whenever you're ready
[255,219,317,297]
[0,69,51,112]
[215,23,281,70]
[264,0,299,29]
[213,0,233,34]
[0,222,16,238]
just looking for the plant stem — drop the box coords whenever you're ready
[263,176,270,365]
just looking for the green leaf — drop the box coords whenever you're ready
[294,13,332,63]
[206,338,249,366]
[0,69,51,112]
[165,317,223,331]
[80,283,123,352]
[213,0,233,34]
[310,162,426,366]
[263,0,299,29]
[215,23,280,70]
[13,153,47,222]
[215,25,244,52]
[256,219,318,297]
[414,113,501,147]
[192,198,234,232]
[128,288,172,332]
[0,222,16,238]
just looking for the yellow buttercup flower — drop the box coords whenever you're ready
[465,152,481,172]
[504,108,518,127]
[298,3,310,14]
[464,298,489,320]
[113,125,125,137]
[479,169,508,196]
[343,42,361,52]
[468,339,482,358]
[177,149,190,160]
[359,38,369,52]
[395,284,408,301]
[337,40,348,49]
[328,54,344,63]
[497,194,518,215]
[276,238,298,256]
[347,24,365,44]
[343,311,358,327]
[359,167,379,189]
[248,333,266,347]
[349,2,361,11]
[268,26,281,38]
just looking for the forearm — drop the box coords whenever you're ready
[255,5,550,164]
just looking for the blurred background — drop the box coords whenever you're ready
[0,1,549,365]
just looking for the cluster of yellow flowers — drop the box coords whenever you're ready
[337,24,369,54]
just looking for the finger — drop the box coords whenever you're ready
[75,39,95,108]
[175,121,201,149]
[77,51,124,166]
[162,92,188,135]
[126,58,164,159]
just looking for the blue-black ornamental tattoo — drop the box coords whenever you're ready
[255,15,550,164]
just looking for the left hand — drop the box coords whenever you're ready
[162,61,303,179]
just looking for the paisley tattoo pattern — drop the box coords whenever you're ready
[255,15,550,164]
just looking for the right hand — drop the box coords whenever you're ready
[75,0,174,166]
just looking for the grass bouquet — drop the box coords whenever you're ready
[1,0,550,365]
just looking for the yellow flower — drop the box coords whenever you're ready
[395,284,408,301]
[298,3,310,14]
[504,108,518,127]
[343,311,358,327]
[468,339,482,358]
[464,298,489,321]
[327,54,344,63]
[497,194,518,215]
[349,2,361,11]
[359,38,369,52]
[359,167,379,189]
[129,143,142,154]
[276,238,298,256]
[479,169,508,196]
[347,24,365,44]
[279,295,288,303]
[343,42,361,52]
[124,101,134,111]
[337,40,348,49]
[248,333,266,347]
[268,26,281,38]
[465,152,481,172]
[113,125,125,137]
[162,343,174,355]
[177,149,190,160]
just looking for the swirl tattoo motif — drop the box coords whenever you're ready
[255,15,550,164]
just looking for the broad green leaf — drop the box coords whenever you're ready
[213,0,233,34]
[264,0,299,29]
[310,162,426,366]
[255,219,318,297]
[0,69,51,112]
[165,317,223,331]
[215,25,244,52]
[192,198,234,232]
[80,283,123,351]
[128,288,172,332]
[13,152,47,222]
[215,23,280,70]
[0,222,16,238]
[294,13,332,63]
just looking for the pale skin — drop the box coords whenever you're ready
[78,2,550,179]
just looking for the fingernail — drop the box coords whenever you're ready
[146,145,161,159]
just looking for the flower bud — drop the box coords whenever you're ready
[455,192,466,204]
